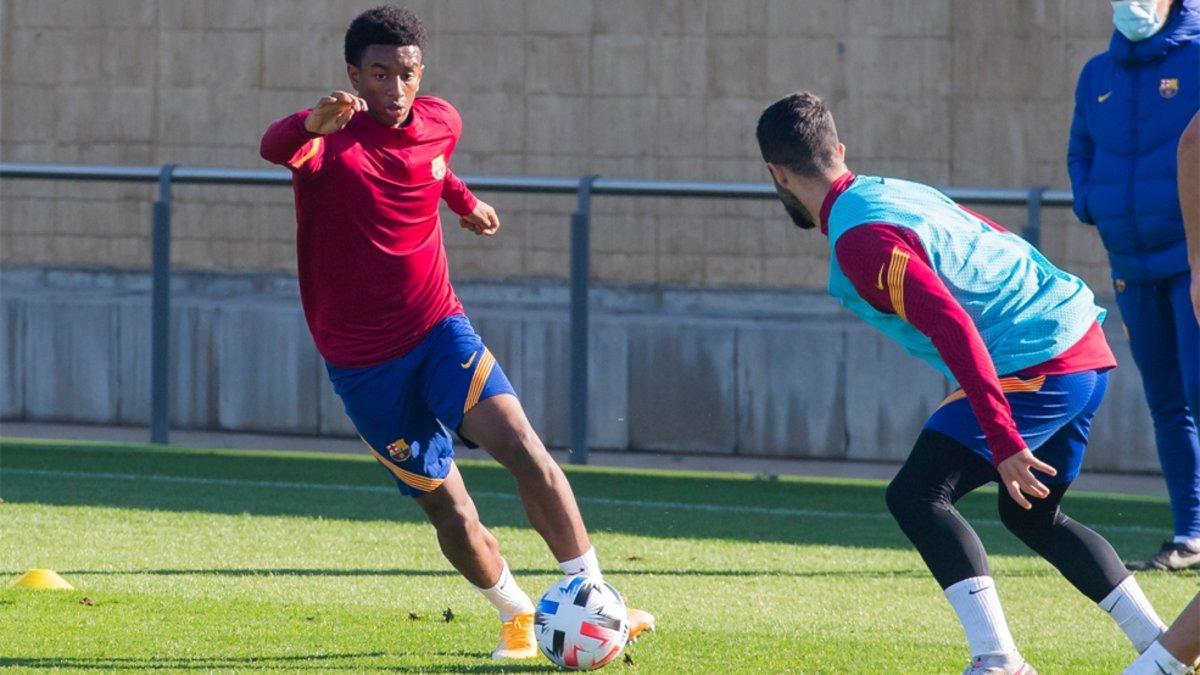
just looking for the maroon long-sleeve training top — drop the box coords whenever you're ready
[260,96,478,368]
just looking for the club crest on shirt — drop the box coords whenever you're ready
[387,438,412,462]
[1160,78,1179,99]
[431,154,447,180]
[1114,279,1126,293]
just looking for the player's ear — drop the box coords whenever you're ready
[835,143,846,162]
[347,63,361,91]
[766,163,789,188]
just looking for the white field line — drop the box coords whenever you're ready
[3,468,1161,535]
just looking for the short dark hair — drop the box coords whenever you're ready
[755,92,840,178]
[344,5,427,66]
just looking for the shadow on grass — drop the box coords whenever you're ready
[0,653,558,672]
[14,566,1080,581]
[0,652,384,670]
[0,438,1172,556]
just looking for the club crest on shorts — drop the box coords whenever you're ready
[431,154,447,179]
[387,438,412,461]
[1160,78,1179,99]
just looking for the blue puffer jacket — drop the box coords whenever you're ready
[1068,0,1200,283]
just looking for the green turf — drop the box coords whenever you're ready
[0,437,1195,673]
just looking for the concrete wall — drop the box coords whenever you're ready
[0,268,1159,473]
[1,0,1118,292]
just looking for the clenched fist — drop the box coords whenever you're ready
[460,200,500,236]
[304,91,368,135]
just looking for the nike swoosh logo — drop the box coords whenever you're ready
[1097,91,1112,103]
[876,263,886,291]
[968,586,992,595]
[460,352,477,369]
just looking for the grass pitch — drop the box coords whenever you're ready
[0,438,1196,673]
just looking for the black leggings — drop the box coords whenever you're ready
[885,429,1128,603]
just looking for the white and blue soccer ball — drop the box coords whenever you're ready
[534,575,630,670]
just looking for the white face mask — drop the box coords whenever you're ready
[1112,0,1168,41]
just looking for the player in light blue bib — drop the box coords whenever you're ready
[757,91,1168,674]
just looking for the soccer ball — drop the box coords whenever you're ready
[534,575,630,670]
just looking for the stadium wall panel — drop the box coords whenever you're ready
[0,267,1160,475]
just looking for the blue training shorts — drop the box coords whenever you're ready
[326,314,515,497]
[924,370,1109,484]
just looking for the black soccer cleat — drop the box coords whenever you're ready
[1124,540,1200,571]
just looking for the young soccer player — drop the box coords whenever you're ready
[259,5,652,660]
[756,91,1168,674]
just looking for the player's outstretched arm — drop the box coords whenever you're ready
[304,91,368,135]
[260,91,366,169]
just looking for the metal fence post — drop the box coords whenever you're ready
[150,164,176,444]
[1024,186,1047,249]
[569,175,599,465]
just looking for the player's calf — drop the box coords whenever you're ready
[417,484,503,587]
[995,485,1167,653]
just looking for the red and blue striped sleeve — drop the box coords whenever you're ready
[834,223,1028,465]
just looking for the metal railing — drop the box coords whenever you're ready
[0,162,1074,462]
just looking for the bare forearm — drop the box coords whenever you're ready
[1181,112,1200,267]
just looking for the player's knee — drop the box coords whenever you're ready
[885,475,920,524]
[512,453,561,491]
[425,499,479,534]
[494,425,544,457]
[497,433,556,480]
[442,510,482,543]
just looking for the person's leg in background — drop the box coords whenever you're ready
[1116,278,1200,569]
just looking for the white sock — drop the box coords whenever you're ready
[1171,536,1200,551]
[1123,640,1192,675]
[1099,576,1167,653]
[558,546,602,579]
[476,562,534,621]
[944,576,1020,659]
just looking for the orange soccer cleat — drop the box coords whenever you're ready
[491,612,539,660]
[626,607,656,643]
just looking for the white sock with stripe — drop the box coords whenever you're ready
[1099,576,1167,653]
[1123,640,1192,675]
[476,562,534,621]
[944,576,1021,661]
[558,546,602,579]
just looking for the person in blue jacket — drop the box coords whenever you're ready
[1069,0,1200,571]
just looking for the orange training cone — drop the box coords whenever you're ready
[8,569,74,590]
